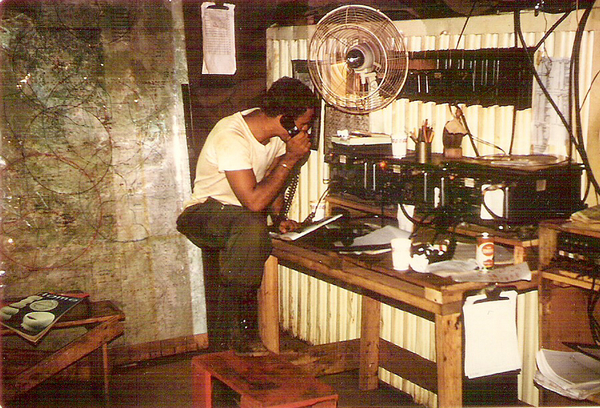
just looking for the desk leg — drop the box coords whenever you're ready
[435,312,463,408]
[102,342,110,405]
[259,255,280,353]
[359,296,380,390]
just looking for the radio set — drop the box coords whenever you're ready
[326,147,584,229]
[326,152,442,208]
[555,231,600,266]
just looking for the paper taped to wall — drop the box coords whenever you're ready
[201,2,236,75]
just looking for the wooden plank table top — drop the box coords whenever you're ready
[2,300,125,402]
[272,238,537,315]
[2,300,124,337]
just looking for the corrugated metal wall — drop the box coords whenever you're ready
[267,9,599,407]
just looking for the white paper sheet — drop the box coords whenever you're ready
[346,225,410,247]
[201,2,236,75]
[428,261,532,283]
[463,290,521,379]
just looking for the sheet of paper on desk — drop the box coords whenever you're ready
[273,213,343,241]
[334,225,409,254]
[463,290,521,378]
[344,225,409,246]
[426,261,531,283]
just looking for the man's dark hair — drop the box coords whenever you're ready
[261,77,320,119]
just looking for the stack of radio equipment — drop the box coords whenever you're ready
[326,134,584,231]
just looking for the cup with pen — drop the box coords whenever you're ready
[414,120,433,164]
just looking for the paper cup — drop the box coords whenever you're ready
[391,237,411,270]
[391,133,407,158]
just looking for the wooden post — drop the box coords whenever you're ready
[513,244,525,264]
[359,295,381,390]
[435,312,463,408]
[259,255,280,353]
[538,223,558,269]
[102,342,110,405]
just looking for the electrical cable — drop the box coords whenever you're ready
[398,201,421,226]
[508,106,517,155]
[456,106,507,155]
[455,0,478,49]
[276,170,299,226]
[581,70,600,107]
[532,11,572,53]
[454,107,480,156]
[301,183,332,225]
[515,7,600,198]
[480,184,509,221]
[587,274,600,344]
[570,1,600,199]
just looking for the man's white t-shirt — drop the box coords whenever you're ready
[185,109,286,208]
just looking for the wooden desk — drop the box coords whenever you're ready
[258,239,537,408]
[2,300,125,403]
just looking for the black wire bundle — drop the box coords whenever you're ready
[514,3,600,201]
[587,273,600,345]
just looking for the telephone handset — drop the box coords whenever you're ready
[275,116,300,224]
[280,115,300,137]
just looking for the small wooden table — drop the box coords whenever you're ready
[1,300,125,403]
[258,238,537,408]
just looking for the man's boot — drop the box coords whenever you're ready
[229,285,268,356]
[201,248,231,352]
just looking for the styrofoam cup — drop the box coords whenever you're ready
[391,237,411,270]
[391,133,407,158]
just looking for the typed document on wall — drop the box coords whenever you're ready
[201,2,236,75]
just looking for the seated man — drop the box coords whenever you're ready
[177,77,319,354]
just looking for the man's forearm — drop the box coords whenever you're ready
[254,156,297,210]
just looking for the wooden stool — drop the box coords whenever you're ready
[192,350,338,408]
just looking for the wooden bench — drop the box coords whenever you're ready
[192,350,338,408]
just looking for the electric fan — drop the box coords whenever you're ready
[308,5,409,114]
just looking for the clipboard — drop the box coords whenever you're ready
[463,289,522,378]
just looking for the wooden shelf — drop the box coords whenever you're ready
[538,221,600,405]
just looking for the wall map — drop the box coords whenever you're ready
[0,1,199,347]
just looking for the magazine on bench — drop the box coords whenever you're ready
[1,292,89,343]
[271,213,343,241]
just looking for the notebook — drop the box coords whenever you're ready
[271,213,343,241]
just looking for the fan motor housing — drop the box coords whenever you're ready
[346,45,373,71]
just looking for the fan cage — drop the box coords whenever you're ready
[308,5,408,114]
